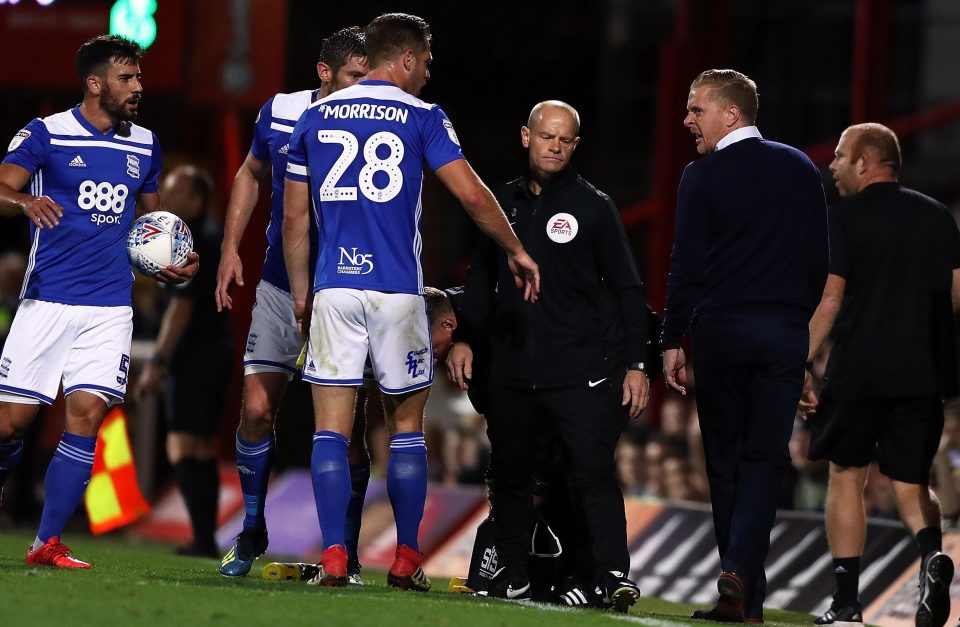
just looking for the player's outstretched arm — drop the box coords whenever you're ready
[0,163,63,228]
[282,178,312,339]
[217,152,269,311]
[435,159,541,302]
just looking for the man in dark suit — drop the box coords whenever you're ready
[660,69,829,623]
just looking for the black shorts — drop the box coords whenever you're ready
[807,393,943,484]
[164,340,234,437]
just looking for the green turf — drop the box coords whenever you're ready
[0,532,826,626]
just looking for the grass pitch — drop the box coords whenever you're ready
[0,532,825,626]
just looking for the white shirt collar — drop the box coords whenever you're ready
[716,125,762,151]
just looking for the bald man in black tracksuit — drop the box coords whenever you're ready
[448,100,649,613]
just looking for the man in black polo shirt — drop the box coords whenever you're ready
[448,100,649,612]
[801,123,960,627]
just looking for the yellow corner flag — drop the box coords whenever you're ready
[84,407,151,534]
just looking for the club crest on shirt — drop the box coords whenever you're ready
[126,154,141,179]
[7,129,30,152]
[546,212,578,244]
[442,119,460,146]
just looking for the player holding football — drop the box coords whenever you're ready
[214,27,371,580]
[283,13,539,589]
[0,35,197,568]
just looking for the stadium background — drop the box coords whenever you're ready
[0,1,959,624]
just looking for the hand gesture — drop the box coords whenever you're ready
[23,195,63,229]
[216,250,244,311]
[132,362,166,402]
[622,369,650,418]
[663,348,688,395]
[156,252,199,285]
[798,370,819,418]
[446,342,474,390]
[507,250,540,303]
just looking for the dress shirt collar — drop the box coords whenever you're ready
[716,125,762,151]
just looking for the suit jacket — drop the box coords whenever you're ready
[661,137,829,348]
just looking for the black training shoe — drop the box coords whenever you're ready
[814,599,862,625]
[602,570,641,613]
[553,576,604,608]
[485,567,531,601]
[219,527,269,577]
[917,551,953,627]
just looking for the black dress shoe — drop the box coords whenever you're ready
[691,572,746,623]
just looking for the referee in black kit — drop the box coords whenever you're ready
[801,123,959,627]
[661,70,829,623]
[448,100,649,612]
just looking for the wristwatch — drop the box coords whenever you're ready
[627,361,645,372]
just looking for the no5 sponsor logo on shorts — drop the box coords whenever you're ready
[337,247,374,275]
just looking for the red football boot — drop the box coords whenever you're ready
[319,544,348,587]
[387,544,431,592]
[25,537,91,569]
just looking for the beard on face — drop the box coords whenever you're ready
[101,83,139,123]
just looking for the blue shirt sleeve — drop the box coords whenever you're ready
[250,98,273,162]
[285,109,310,183]
[2,119,49,174]
[421,106,464,172]
[141,133,163,194]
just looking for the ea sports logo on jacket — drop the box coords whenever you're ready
[546,212,578,243]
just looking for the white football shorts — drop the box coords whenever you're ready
[243,280,304,380]
[303,288,433,395]
[0,299,132,406]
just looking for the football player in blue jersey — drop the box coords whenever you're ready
[0,35,197,568]
[214,26,372,580]
[283,12,540,590]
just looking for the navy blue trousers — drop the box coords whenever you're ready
[692,309,807,616]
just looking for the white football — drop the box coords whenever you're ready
[126,211,193,277]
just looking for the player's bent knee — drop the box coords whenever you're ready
[239,399,276,439]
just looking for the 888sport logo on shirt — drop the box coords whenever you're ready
[77,179,130,225]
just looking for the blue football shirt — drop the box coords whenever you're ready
[286,80,464,295]
[250,89,316,293]
[3,107,162,306]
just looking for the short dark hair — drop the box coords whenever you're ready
[76,35,143,91]
[423,286,453,324]
[691,69,759,125]
[318,26,366,73]
[364,13,430,69]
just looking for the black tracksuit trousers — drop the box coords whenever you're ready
[485,381,629,580]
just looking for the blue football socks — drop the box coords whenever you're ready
[311,431,351,549]
[387,432,428,551]
[36,432,96,544]
[345,458,371,562]
[235,432,275,532]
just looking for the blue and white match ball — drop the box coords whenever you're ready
[126,211,193,277]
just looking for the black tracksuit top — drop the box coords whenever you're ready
[457,168,648,389]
